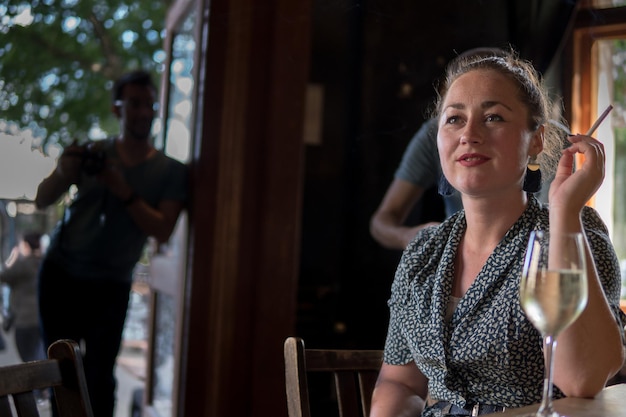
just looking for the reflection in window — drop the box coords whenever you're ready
[152,292,176,417]
[150,8,196,417]
[164,10,196,164]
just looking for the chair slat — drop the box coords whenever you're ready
[284,337,383,417]
[284,337,311,417]
[305,350,383,372]
[13,392,39,417]
[0,361,62,394]
[0,396,14,416]
[49,340,93,417]
[0,340,94,417]
[357,371,379,417]
[334,371,360,417]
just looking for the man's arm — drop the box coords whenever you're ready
[124,198,185,243]
[35,171,72,209]
[370,178,439,250]
[99,164,186,243]
[35,143,83,209]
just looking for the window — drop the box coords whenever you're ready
[571,5,626,299]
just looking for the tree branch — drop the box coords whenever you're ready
[88,12,123,80]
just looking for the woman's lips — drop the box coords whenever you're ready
[457,153,490,167]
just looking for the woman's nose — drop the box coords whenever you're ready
[459,120,483,144]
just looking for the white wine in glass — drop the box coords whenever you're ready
[519,231,588,417]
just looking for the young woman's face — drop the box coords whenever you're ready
[437,68,543,198]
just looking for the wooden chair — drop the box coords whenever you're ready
[284,336,383,417]
[0,339,94,417]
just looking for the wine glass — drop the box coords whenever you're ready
[519,231,589,417]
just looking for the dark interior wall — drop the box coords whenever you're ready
[297,0,580,351]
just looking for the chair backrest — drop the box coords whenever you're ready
[284,336,383,417]
[0,339,94,417]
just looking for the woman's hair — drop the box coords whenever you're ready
[431,49,563,183]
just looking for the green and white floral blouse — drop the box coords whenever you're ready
[383,196,626,416]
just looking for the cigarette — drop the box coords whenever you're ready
[585,104,613,136]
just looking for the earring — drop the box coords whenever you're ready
[523,155,542,193]
[438,175,455,197]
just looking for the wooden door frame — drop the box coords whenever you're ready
[177,0,312,416]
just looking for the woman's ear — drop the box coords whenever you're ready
[531,125,544,155]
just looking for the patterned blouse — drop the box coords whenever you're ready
[383,196,626,416]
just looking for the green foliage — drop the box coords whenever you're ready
[0,0,171,150]
[613,127,626,261]
[613,39,626,125]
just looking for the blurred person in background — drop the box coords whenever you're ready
[0,232,46,363]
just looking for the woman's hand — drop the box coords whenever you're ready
[548,134,605,217]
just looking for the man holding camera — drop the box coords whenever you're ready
[35,70,187,417]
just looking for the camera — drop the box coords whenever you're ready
[64,141,107,176]
[81,143,107,176]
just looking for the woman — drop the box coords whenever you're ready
[0,233,45,364]
[370,51,626,417]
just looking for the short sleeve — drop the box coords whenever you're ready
[383,227,439,365]
[383,253,415,365]
[161,158,189,203]
[394,119,441,188]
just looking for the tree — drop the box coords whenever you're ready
[0,0,172,150]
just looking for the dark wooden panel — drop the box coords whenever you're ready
[182,0,311,416]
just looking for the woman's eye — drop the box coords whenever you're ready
[486,114,503,122]
[445,115,460,124]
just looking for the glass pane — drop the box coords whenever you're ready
[589,0,626,8]
[162,11,197,164]
[594,39,626,298]
[152,292,177,417]
[148,7,197,417]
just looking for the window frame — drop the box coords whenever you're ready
[568,5,626,306]
[569,7,626,134]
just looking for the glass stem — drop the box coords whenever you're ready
[537,335,556,416]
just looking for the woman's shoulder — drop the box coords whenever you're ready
[402,214,462,269]
[406,216,456,253]
[390,219,457,303]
